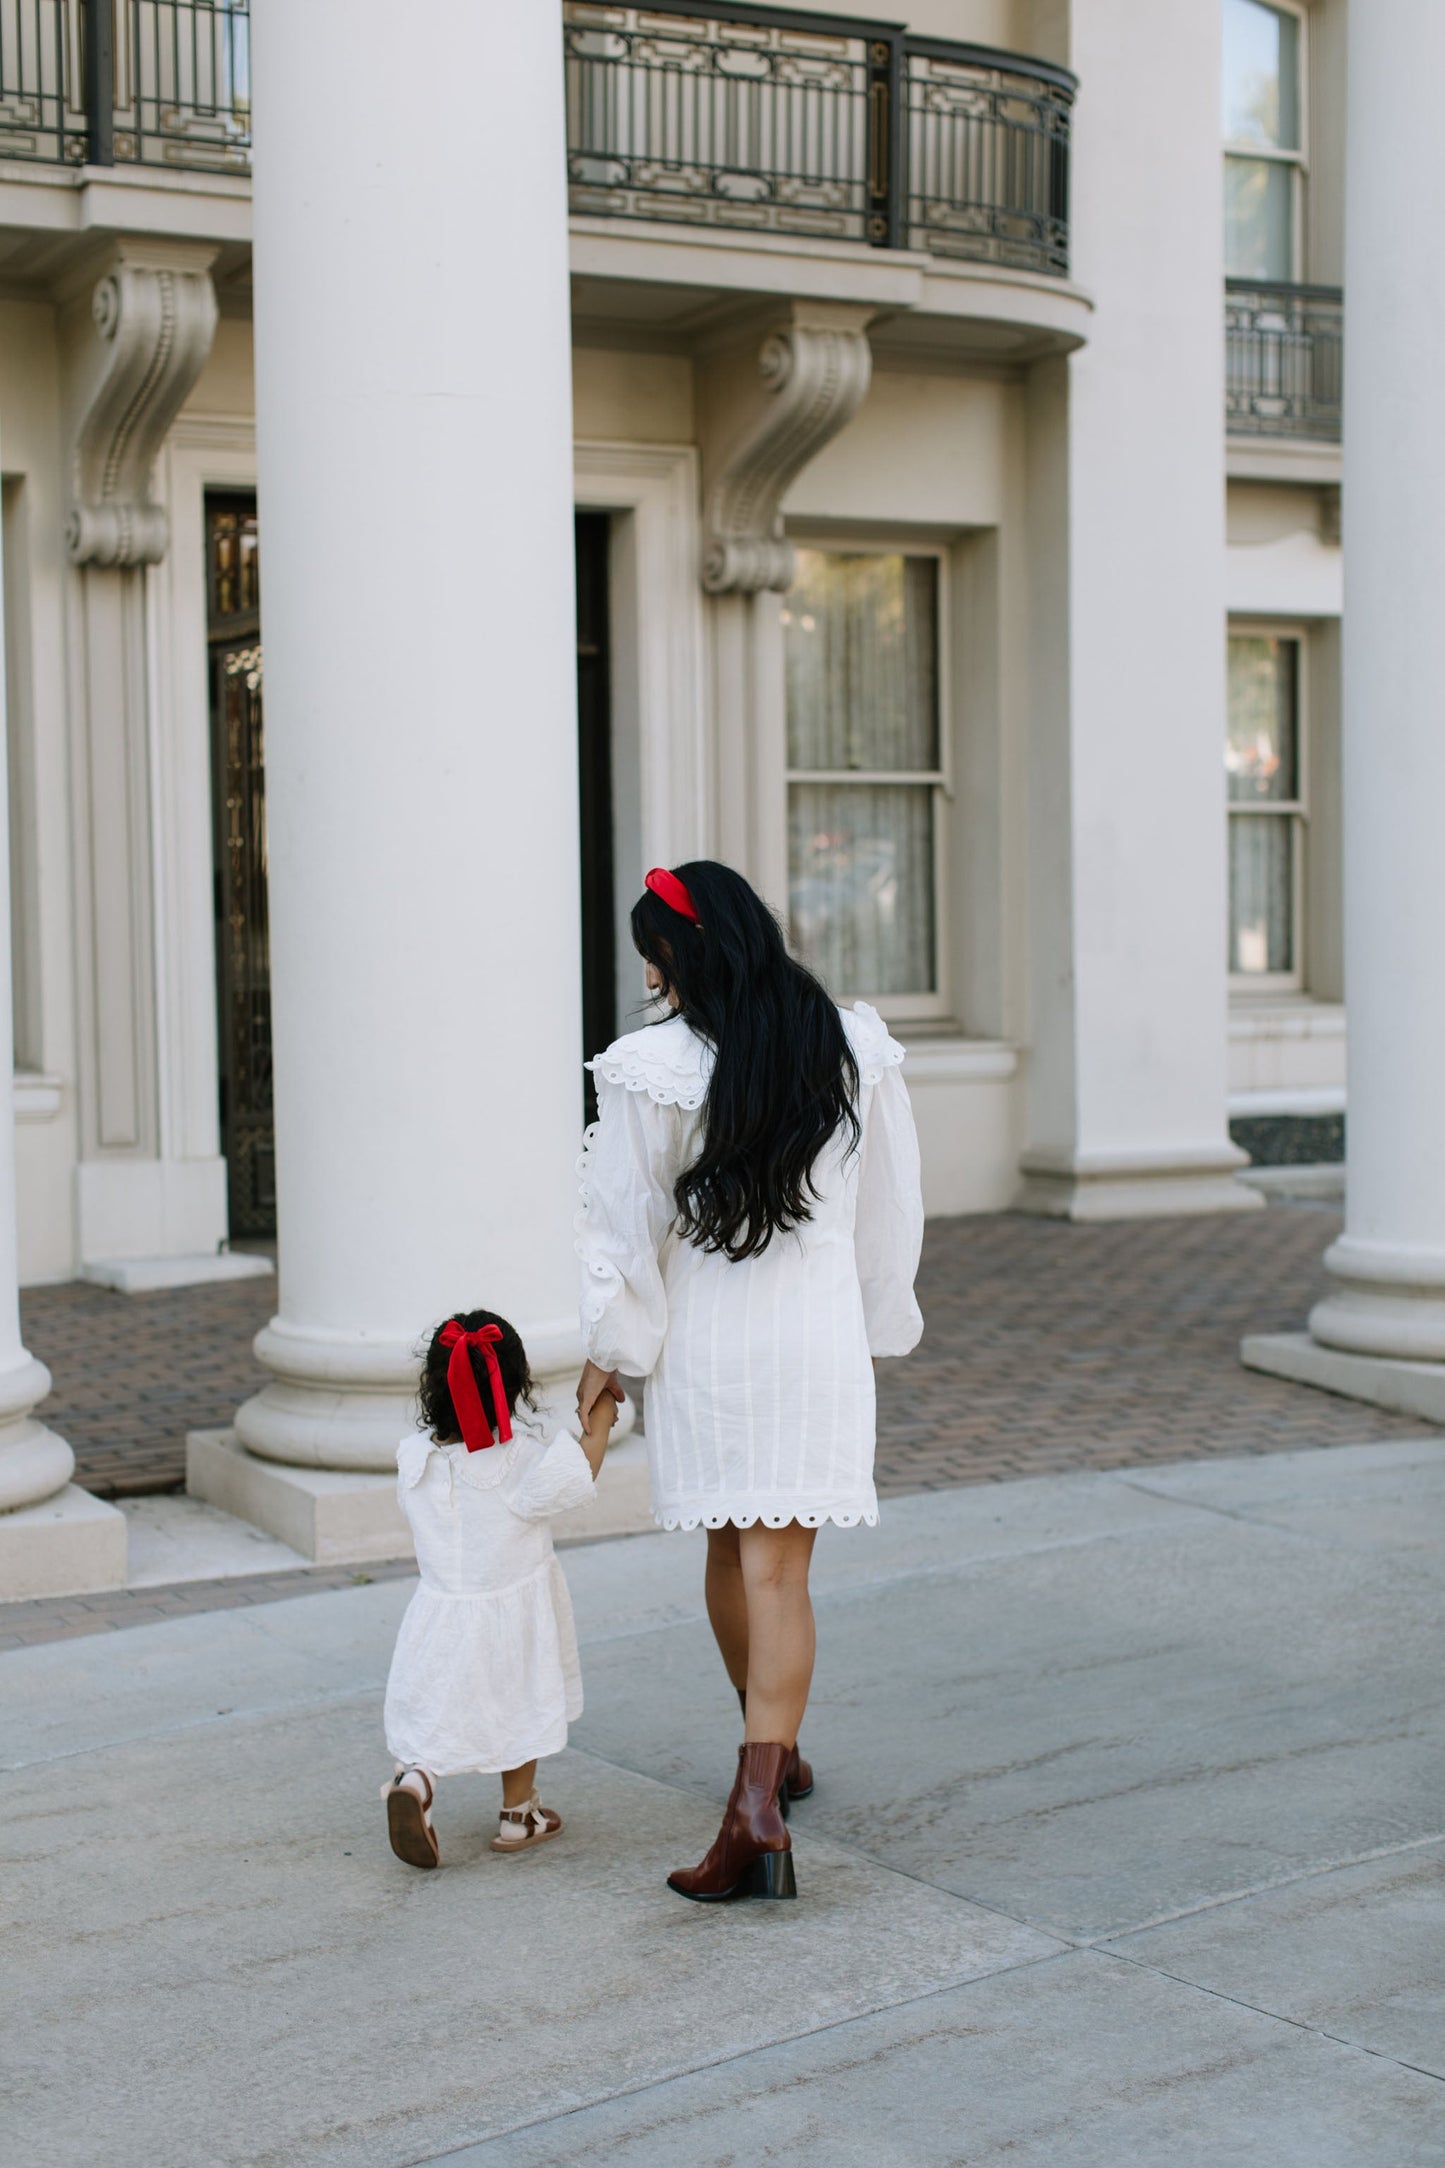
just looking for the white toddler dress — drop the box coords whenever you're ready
[383,1425,596,1778]
[576,1001,924,1532]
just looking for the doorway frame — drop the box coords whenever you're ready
[150,415,257,1219]
[573,441,707,1037]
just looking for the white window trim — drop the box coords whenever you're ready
[1228,618,1308,998]
[784,537,952,1025]
[1223,0,1309,282]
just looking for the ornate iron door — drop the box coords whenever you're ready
[206,493,274,1237]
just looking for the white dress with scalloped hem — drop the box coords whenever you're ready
[383,1426,596,1778]
[576,1002,924,1533]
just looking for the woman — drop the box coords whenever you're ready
[576,861,924,1903]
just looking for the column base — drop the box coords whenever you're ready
[76,1156,229,1267]
[233,1322,423,1472]
[188,1425,655,1564]
[1242,1331,1445,1427]
[234,1318,631,1472]
[0,1484,127,1600]
[1016,1143,1261,1220]
[1307,1236,1445,1361]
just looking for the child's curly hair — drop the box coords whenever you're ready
[418,1308,535,1444]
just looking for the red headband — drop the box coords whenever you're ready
[645,867,701,925]
[437,1320,513,1452]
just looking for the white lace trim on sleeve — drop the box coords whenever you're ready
[585,1018,712,1109]
[846,1001,907,1087]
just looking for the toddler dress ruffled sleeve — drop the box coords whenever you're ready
[504,1431,598,1522]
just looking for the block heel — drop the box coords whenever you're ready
[668,1741,797,1904]
[750,1848,797,1900]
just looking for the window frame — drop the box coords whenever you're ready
[1227,618,1308,997]
[1222,0,1309,283]
[783,536,953,1025]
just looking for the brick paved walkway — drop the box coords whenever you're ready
[872,1201,1430,1493]
[5,1202,1434,1651]
[18,1203,1431,1505]
[19,1271,275,1497]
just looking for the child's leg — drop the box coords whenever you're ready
[501,1760,537,1810]
[704,1522,749,1695]
[492,1758,563,1853]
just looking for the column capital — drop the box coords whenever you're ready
[698,303,874,596]
[67,248,219,568]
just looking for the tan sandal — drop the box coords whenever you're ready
[490,1789,562,1853]
[382,1765,439,1869]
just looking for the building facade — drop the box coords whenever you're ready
[0,0,1404,1593]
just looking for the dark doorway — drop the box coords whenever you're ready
[576,512,616,1117]
[205,491,275,1239]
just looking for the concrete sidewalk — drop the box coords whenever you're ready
[4,1440,1443,2166]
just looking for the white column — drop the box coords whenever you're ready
[1306,1,1445,1360]
[0,456,97,1554]
[1018,0,1252,1220]
[235,0,583,1468]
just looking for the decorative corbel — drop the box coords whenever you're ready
[701,310,873,595]
[67,260,219,568]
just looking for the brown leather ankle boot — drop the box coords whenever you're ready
[736,1689,813,1809]
[667,1742,796,1902]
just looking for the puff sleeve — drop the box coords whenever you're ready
[575,1072,686,1377]
[849,1008,925,1358]
[505,1431,598,1523]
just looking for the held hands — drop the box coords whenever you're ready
[577,1362,624,1479]
[577,1359,624,1428]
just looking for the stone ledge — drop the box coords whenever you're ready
[0,1483,127,1600]
[1241,1332,1445,1426]
[187,1430,410,1564]
[82,1250,275,1294]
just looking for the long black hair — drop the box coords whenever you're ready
[417,1308,535,1443]
[631,861,859,1262]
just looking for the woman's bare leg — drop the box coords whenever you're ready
[738,1521,818,1747]
[704,1522,749,1694]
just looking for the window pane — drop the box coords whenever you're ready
[1229,814,1294,975]
[1227,634,1298,802]
[789,782,936,996]
[1222,0,1299,149]
[1225,156,1293,279]
[785,551,939,772]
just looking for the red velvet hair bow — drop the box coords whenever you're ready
[645,866,701,925]
[437,1320,513,1452]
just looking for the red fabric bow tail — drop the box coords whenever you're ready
[437,1320,513,1452]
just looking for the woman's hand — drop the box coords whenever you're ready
[577,1359,623,1428]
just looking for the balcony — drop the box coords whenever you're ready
[1,2,1073,277]
[0,0,251,172]
[1226,278,1343,447]
[564,4,1074,279]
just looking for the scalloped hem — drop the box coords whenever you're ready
[652,1503,880,1532]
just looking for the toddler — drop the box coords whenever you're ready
[381,1307,618,1868]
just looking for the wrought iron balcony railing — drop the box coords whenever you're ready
[1225,278,1343,443]
[565,4,1075,275]
[1,2,1075,279]
[0,0,250,171]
